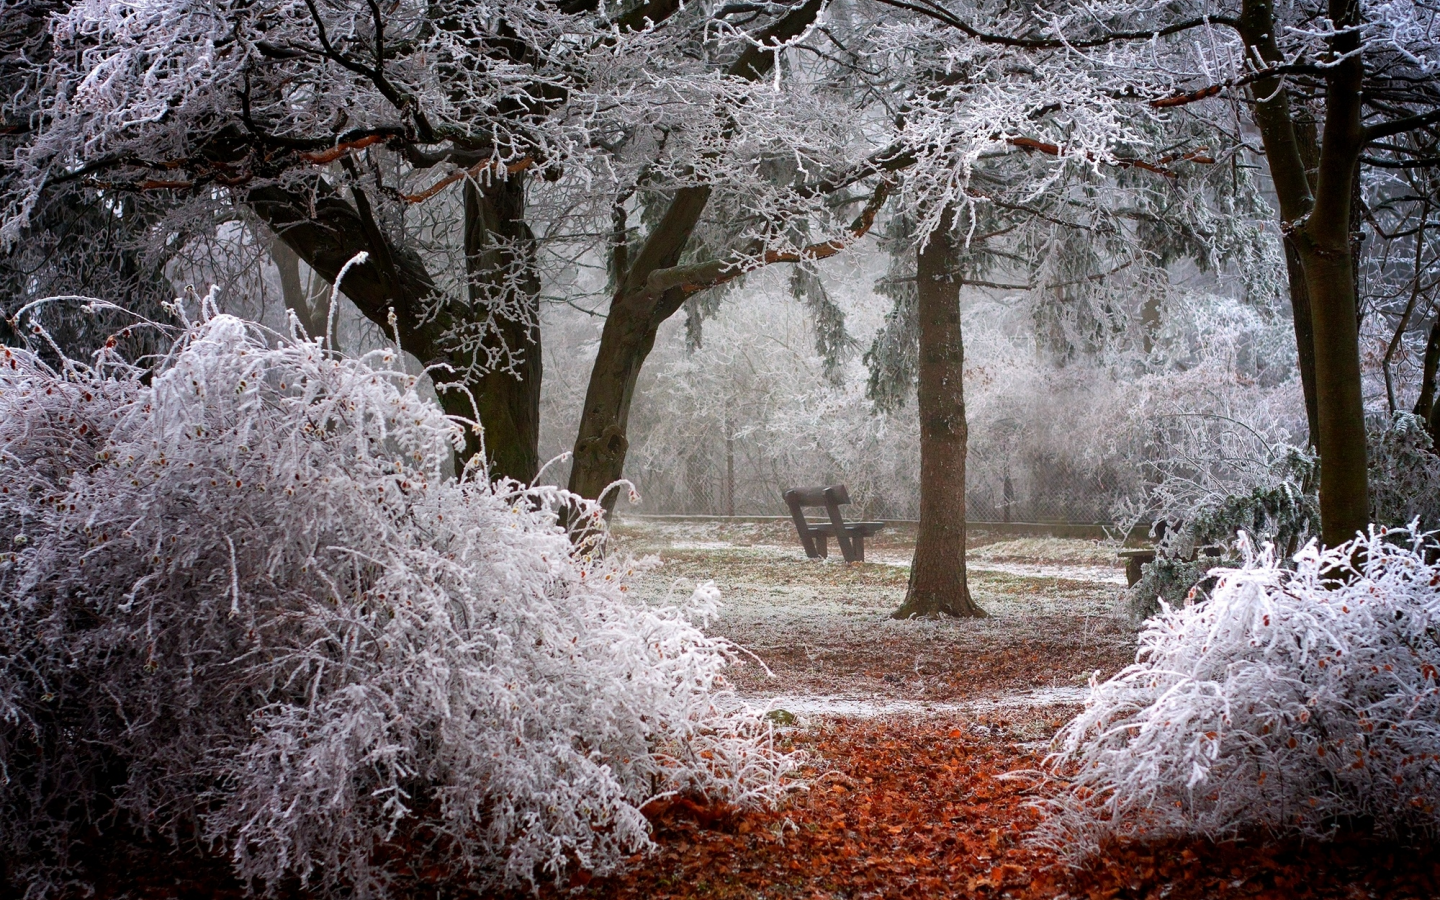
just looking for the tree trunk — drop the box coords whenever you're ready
[565,0,823,505]
[463,175,542,483]
[1283,103,1322,446]
[1297,0,1369,547]
[567,187,709,505]
[248,175,542,482]
[893,212,986,619]
[1282,239,1321,445]
[1416,319,1440,445]
[1240,0,1370,547]
[269,236,328,343]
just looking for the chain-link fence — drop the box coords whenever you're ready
[624,432,1126,523]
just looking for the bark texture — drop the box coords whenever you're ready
[1239,0,1370,547]
[893,214,987,619]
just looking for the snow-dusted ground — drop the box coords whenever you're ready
[614,519,1136,716]
[743,686,1090,720]
[667,541,1128,586]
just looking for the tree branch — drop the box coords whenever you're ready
[1364,107,1440,144]
[868,0,1236,50]
[1006,137,1214,177]
[401,157,535,203]
[646,180,890,296]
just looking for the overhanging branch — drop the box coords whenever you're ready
[1007,137,1214,177]
[868,0,1236,50]
[1363,108,1440,143]
[401,157,536,203]
[645,179,891,296]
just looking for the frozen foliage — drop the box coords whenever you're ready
[1123,436,1318,621]
[1369,412,1440,529]
[1124,411,1440,621]
[1041,529,1440,856]
[0,308,787,898]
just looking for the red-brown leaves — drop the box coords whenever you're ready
[556,715,1440,900]
[564,716,1059,900]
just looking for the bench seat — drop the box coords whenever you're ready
[807,521,887,536]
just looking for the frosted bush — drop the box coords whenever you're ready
[1040,529,1440,856]
[0,308,788,898]
[1369,412,1440,528]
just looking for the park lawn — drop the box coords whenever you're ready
[610,519,1138,702]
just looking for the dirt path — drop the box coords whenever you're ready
[612,519,1137,712]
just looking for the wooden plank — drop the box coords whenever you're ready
[785,485,833,506]
[808,521,886,536]
[783,489,824,558]
[822,486,858,562]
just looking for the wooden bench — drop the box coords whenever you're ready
[1118,546,1225,587]
[783,484,885,563]
[1117,548,1156,587]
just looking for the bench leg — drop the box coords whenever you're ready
[815,534,828,559]
[1126,556,1144,587]
[835,533,864,563]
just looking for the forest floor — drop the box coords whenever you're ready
[74,520,1440,899]
[556,518,1440,900]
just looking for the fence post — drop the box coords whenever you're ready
[725,414,735,517]
[1002,470,1014,524]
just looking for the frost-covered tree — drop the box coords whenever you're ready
[1363,134,1440,442]
[2,0,875,488]
[0,1,182,361]
[843,0,1282,616]
[850,0,1439,548]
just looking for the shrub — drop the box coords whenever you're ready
[1040,528,1440,857]
[1125,555,1212,622]
[1369,411,1440,529]
[0,311,788,898]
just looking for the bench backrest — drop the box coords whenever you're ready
[785,484,851,508]
[783,484,854,559]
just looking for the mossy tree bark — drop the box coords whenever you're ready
[893,210,987,619]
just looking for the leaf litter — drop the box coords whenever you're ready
[556,519,1439,900]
